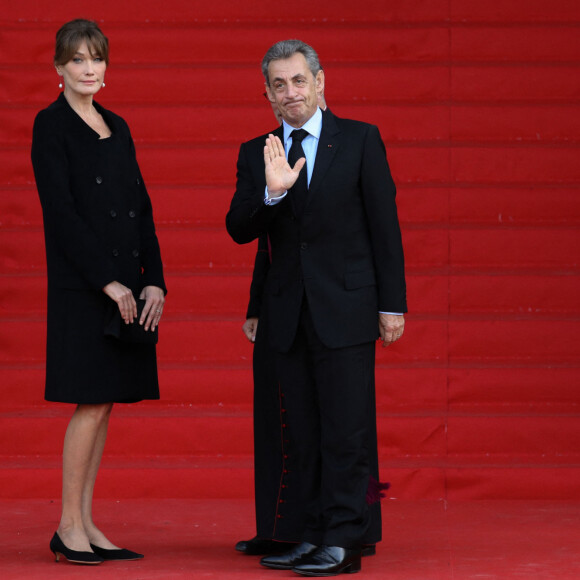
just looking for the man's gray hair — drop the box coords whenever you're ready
[262,39,322,86]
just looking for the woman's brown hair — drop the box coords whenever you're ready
[54,19,109,66]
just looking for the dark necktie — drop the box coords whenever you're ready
[288,129,309,215]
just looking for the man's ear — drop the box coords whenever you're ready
[315,70,325,96]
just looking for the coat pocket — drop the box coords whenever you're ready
[344,269,376,290]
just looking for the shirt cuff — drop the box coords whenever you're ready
[264,187,287,205]
[380,312,404,315]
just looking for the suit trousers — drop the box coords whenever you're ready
[275,297,377,549]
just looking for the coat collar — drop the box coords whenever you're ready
[56,92,116,139]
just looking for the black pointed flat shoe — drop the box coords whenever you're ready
[90,544,144,561]
[50,532,104,565]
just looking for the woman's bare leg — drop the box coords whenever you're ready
[57,403,113,551]
[81,405,120,549]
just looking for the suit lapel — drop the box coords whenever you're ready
[307,110,340,204]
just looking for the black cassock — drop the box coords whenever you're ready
[247,236,384,544]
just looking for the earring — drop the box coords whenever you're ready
[59,82,63,88]
[102,82,106,88]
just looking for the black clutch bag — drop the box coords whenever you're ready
[104,299,158,344]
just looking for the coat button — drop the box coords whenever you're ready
[112,249,119,257]
[128,210,136,218]
[132,249,140,258]
[96,176,103,184]
[300,242,308,250]
[109,210,117,218]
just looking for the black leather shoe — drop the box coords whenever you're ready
[90,544,144,561]
[261,542,318,570]
[49,533,104,565]
[361,544,376,557]
[235,536,295,555]
[292,545,362,576]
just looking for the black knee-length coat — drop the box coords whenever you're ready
[31,93,166,404]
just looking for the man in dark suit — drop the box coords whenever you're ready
[226,39,406,576]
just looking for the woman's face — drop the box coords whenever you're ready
[57,40,107,98]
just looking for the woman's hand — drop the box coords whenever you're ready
[139,286,165,332]
[242,317,259,343]
[103,281,137,324]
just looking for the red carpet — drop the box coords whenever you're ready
[1,499,579,579]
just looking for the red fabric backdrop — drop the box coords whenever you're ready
[1,0,579,500]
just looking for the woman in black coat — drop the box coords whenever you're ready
[31,19,166,565]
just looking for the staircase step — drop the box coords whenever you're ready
[0,455,578,500]
[0,415,253,456]
[450,105,580,143]
[1,26,451,72]
[451,1,580,23]
[0,228,451,273]
[0,2,453,27]
[1,366,578,415]
[448,228,580,270]
[2,104,454,147]
[451,26,580,62]
[1,412,578,462]
[4,184,578,230]
[11,103,577,147]
[2,316,578,365]
[6,143,452,187]
[447,368,580,413]
[0,455,254,500]
[447,187,580,226]
[451,65,580,103]
[0,318,440,365]
[3,227,580,275]
[5,22,579,70]
[3,272,579,318]
[4,64,579,109]
[3,185,580,234]
[450,274,580,314]
[2,65,453,108]
[451,146,580,184]
[0,272,451,317]
[447,319,580,364]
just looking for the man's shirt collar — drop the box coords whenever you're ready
[282,107,323,144]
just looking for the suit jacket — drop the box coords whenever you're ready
[31,93,166,295]
[226,109,406,352]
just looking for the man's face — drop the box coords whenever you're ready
[265,53,324,128]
